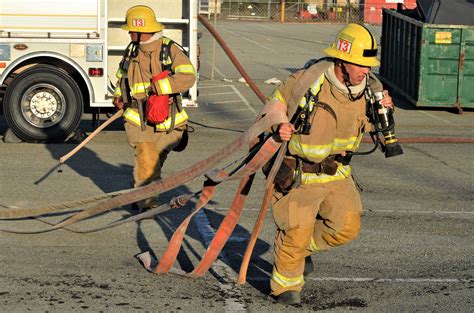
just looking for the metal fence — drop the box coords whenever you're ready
[216,0,411,22]
[220,1,358,23]
[198,1,415,82]
[206,1,416,44]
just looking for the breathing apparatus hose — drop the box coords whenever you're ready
[366,84,404,158]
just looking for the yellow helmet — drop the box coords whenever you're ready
[121,5,164,33]
[323,23,380,67]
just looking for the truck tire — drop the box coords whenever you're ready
[3,65,83,142]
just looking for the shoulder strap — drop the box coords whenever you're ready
[160,37,189,72]
[160,37,174,72]
[315,101,337,122]
[288,59,332,117]
[294,62,337,133]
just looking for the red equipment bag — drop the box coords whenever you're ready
[146,70,170,124]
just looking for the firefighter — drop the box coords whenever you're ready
[268,24,394,304]
[112,5,196,210]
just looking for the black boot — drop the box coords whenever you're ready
[304,256,314,276]
[276,290,301,305]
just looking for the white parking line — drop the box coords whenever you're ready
[211,100,245,104]
[199,91,236,96]
[222,29,276,53]
[204,118,257,126]
[248,277,472,283]
[190,108,253,116]
[197,83,258,117]
[193,210,246,312]
[419,110,454,125]
[368,209,474,215]
[229,85,258,114]
[204,60,227,79]
[257,23,285,33]
[198,84,229,89]
[208,207,474,215]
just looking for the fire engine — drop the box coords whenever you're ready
[0,0,198,142]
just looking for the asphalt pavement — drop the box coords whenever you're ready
[0,22,473,312]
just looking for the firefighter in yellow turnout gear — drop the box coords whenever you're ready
[269,24,394,304]
[113,5,196,209]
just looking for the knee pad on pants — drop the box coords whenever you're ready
[322,211,360,247]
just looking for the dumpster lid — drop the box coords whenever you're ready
[417,0,474,25]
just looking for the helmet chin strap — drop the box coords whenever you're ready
[131,33,142,58]
[339,61,365,101]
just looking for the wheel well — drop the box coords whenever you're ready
[2,56,91,113]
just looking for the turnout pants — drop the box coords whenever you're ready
[125,121,183,209]
[270,177,362,296]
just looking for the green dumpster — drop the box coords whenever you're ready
[380,9,474,110]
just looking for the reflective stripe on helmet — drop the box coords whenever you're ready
[363,49,378,57]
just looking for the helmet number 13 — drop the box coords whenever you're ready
[132,18,145,27]
[337,39,352,54]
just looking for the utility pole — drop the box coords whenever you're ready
[210,0,218,80]
[346,0,350,24]
[280,0,286,22]
[267,0,272,19]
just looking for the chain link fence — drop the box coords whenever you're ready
[198,1,416,82]
[206,1,416,37]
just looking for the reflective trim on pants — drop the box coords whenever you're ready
[271,268,304,288]
[308,236,320,252]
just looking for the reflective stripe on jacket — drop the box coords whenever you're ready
[300,163,352,184]
[123,107,188,132]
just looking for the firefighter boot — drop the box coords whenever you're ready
[276,290,301,305]
[304,256,314,276]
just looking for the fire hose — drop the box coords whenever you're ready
[0,99,288,283]
[5,15,279,285]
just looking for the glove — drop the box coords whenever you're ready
[113,97,124,110]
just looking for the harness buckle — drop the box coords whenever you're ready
[316,163,323,176]
[291,158,303,189]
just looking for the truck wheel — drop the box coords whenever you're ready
[3,65,83,142]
